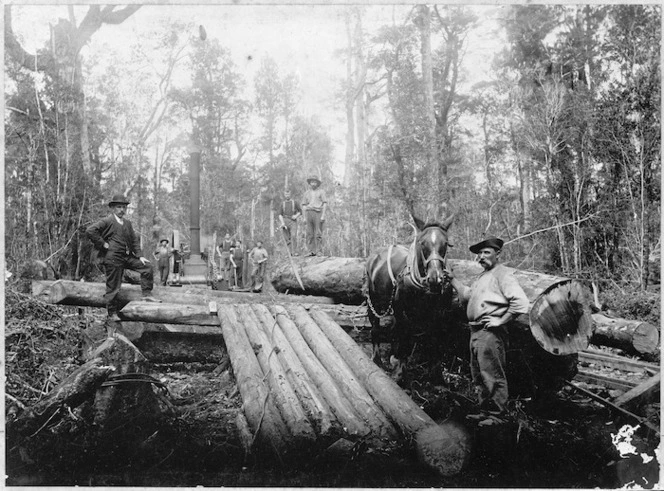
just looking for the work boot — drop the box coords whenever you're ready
[141,294,162,303]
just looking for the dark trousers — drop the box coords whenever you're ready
[220,251,231,280]
[282,218,298,253]
[305,210,323,254]
[233,261,243,288]
[251,262,266,291]
[470,325,509,413]
[103,255,154,315]
[158,259,169,286]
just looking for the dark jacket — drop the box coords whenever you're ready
[86,214,142,263]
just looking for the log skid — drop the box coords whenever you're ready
[216,306,290,457]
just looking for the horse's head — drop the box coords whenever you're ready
[412,215,454,294]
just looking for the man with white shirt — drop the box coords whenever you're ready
[446,236,529,425]
[86,194,160,322]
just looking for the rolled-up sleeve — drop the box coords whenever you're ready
[499,272,529,315]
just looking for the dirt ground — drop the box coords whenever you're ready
[4,288,661,488]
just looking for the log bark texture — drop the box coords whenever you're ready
[235,304,317,443]
[591,313,660,356]
[250,304,338,436]
[216,305,290,456]
[120,301,220,325]
[270,256,575,305]
[284,305,399,440]
[309,310,473,476]
[268,305,372,438]
[270,256,366,304]
[32,279,335,309]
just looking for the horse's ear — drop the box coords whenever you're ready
[412,215,425,231]
[441,214,455,231]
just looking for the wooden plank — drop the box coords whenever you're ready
[575,369,638,391]
[579,351,660,375]
[613,373,661,409]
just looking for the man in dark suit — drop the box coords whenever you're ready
[87,194,160,322]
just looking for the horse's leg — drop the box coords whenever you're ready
[389,315,412,384]
[368,308,382,365]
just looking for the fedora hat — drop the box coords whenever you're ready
[469,236,504,254]
[306,176,321,185]
[108,194,130,207]
[160,238,169,244]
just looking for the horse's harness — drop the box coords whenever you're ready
[367,232,449,318]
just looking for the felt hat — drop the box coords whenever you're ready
[306,176,321,185]
[160,239,169,244]
[108,194,130,207]
[469,236,504,254]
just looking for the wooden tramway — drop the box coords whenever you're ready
[31,280,471,477]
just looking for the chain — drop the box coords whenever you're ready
[366,270,403,319]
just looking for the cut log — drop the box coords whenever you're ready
[120,301,220,325]
[32,279,335,309]
[250,304,338,436]
[270,256,366,304]
[590,313,660,356]
[284,305,399,441]
[216,305,290,456]
[270,257,595,356]
[270,257,578,305]
[613,373,661,411]
[10,357,114,435]
[268,305,372,438]
[235,304,317,443]
[309,310,473,476]
[91,332,161,432]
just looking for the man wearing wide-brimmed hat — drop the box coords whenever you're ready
[87,194,160,323]
[446,236,528,426]
[301,175,327,256]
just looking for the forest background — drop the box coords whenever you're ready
[4,3,661,296]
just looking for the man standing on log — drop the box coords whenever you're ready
[249,239,268,293]
[446,236,529,426]
[278,189,302,256]
[86,194,161,322]
[301,176,327,256]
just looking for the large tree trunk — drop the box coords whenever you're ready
[270,256,658,355]
[32,280,335,308]
[310,309,473,476]
[591,314,660,356]
[270,256,365,304]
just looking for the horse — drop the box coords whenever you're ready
[363,215,455,381]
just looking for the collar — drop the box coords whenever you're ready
[113,214,124,225]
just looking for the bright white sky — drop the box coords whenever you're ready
[10,4,503,179]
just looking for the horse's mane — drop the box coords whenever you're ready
[420,222,448,231]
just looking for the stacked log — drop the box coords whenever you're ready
[215,304,472,476]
